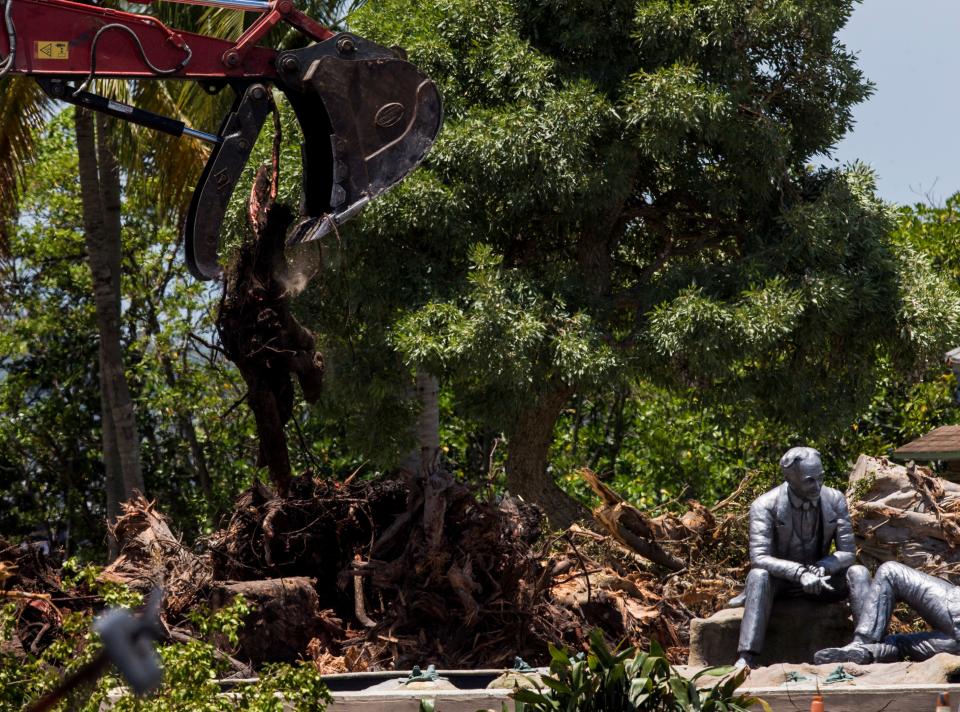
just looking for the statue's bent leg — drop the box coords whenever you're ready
[882,632,960,662]
[817,564,960,665]
[845,564,871,623]
[856,562,955,643]
[738,569,778,656]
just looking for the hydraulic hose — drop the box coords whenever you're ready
[0,0,17,79]
[74,22,192,95]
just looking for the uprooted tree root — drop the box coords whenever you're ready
[201,468,744,669]
[0,538,70,657]
[205,470,597,670]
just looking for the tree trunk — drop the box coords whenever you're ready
[579,469,686,571]
[95,113,144,499]
[208,578,324,664]
[570,394,582,461]
[75,108,145,551]
[847,455,960,582]
[606,386,628,476]
[401,371,440,474]
[99,363,124,559]
[182,417,213,501]
[505,383,585,529]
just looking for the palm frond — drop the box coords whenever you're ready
[198,6,246,40]
[131,7,241,223]
[132,80,213,223]
[0,77,52,248]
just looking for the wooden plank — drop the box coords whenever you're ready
[744,683,960,712]
[327,689,514,712]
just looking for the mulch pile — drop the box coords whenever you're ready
[0,469,749,673]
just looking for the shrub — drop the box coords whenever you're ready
[510,630,769,712]
[0,583,330,711]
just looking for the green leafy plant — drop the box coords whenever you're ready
[510,630,769,712]
[0,578,330,711]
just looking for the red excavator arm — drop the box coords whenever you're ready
[0,0,443,279]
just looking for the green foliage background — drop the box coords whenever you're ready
[1,0,960,707]
[2,0,960,555]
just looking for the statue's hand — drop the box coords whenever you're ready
[800,570,823,594]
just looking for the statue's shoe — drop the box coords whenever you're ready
[734,652,758,669]
[813,642,873,665]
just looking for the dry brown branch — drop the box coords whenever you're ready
[579,468,685,571]
[711,472,754,513]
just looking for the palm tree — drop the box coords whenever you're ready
[0,78,51,242]
[0,8,218,554]
[0,0,364,554]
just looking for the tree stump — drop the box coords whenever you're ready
[209,577,331,664]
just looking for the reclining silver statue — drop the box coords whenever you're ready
[816,561,960,664]
[731,446,870,668]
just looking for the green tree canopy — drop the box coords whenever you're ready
[252,0,960,524]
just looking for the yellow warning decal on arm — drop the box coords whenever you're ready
[35,42,69,60]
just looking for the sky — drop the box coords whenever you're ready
[831,1,960,206]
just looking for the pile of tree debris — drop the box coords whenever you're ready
[0,537,69,657]
[1,468,747,673]
[11,453,960,675]
[0,156,745,672]
[847,454,960,582]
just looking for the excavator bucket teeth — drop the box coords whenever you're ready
[278,33,443,246]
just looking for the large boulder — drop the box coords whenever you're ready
[688,599,854,667]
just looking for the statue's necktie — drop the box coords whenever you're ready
[800,501,815,540]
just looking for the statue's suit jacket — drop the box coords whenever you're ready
[748,482,856,581]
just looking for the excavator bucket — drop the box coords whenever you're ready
[280,34,443,246]
[184,32,442,280]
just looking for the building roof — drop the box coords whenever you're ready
[893,425,960,462]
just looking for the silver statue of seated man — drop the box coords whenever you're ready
[815,561,960,664]
[730,446,871,669]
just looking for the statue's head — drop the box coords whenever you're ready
[780,446,824,501]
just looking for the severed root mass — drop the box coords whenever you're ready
[216,166,324,497]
